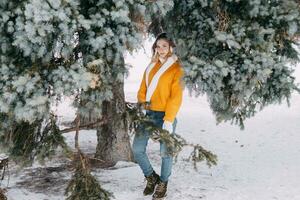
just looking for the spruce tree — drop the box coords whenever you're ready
[74,0,148,165]
[0,0,150,164]
[0,0,174,199]
[0,0,88,162]
[160,0,300,128]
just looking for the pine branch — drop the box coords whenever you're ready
[0,114,70,166]
[65,152,112,200]
[60,117,108,134]
[126,102,218,169]
[188,145,218,170]
[65,114,112,200]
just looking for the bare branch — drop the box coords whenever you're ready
[60,118,108,134]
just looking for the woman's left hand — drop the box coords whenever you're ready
[162,121,173,133]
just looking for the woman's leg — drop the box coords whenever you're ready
[132,123,153,177]
[160,118,177,182]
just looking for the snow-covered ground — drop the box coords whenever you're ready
[3,41,300,200]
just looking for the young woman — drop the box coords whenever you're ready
[132,32,184,199]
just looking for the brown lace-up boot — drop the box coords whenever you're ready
[152,180,168,200]
[143,171,160,196]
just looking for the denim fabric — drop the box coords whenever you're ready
[132,110,177,182]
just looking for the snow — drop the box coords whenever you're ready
[3,42,300,199]
[0,154,8,160]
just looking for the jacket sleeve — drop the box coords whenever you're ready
[163,66,184,122]
[137,71,147,103]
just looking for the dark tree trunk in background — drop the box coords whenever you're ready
[94,79,133,166]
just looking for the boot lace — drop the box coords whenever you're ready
[145,176,155,187]
[156,182,167,193]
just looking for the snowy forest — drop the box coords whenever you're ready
[1,0,300,200]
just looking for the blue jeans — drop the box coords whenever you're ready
[132,110,177,182]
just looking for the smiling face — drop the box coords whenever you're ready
[155,39,170,59]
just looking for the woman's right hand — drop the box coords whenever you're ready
[137,102,147,116]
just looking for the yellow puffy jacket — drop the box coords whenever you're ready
[137,59,184,123]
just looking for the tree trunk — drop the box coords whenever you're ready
[94,80,133,167]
